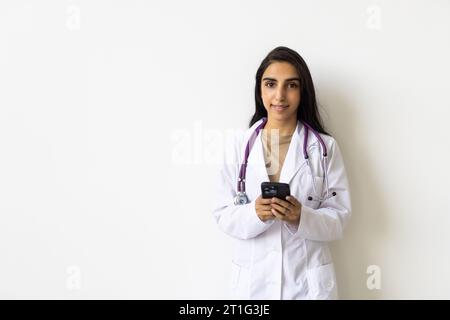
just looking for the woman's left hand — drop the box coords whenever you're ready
[270,196,302,225]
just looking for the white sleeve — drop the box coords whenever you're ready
[211,135,274,240]
[295,139,352,242]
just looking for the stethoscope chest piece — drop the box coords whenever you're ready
[234,192,249,205]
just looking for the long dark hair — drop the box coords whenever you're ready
[250,46,330,136]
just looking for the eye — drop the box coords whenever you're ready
[264,81,275,88]
[288,83,299,88]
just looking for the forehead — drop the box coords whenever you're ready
[262,61,298,79]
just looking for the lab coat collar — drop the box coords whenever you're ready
[246,118,306,186]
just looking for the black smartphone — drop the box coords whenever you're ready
[261,182,291,200]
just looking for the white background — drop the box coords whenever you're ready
[1,0,449,299]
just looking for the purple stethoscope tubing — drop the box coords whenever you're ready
[302,121,335,201]
[235,117,336,205]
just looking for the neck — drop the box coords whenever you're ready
[265,117,297,136]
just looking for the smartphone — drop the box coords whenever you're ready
[261,182,291,200]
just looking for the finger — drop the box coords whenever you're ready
[257,208,273,215]
[271,197,292,210]
[256,204,273,211]
[264,213,275,220]
[271,208,286,220]
[260,210,275,221]
[271,203,288,215]
[257,196,273,205]
[260,209,273,215]
[286,196,300,206]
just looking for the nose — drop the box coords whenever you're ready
[275,86,286,102]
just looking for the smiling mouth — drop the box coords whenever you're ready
[271,104,289,111]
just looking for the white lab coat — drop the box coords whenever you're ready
[212,118,352,300]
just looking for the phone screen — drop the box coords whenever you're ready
[261,182,291,199]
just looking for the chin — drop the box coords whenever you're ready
[269,111,295,121]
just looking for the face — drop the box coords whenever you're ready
[260,61,301,122]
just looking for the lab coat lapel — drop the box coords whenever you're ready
[246,120,307,195]
[247,132,270,189]
[278,121,306,184]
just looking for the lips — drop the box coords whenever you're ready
[271,104,289,111]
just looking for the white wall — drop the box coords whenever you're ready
[1,0,449,299]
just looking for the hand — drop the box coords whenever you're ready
[255,195,275,222]
[270,196,302,225]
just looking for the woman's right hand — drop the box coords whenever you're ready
[255,195,275,222]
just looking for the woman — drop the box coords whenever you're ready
[212,46,352,299]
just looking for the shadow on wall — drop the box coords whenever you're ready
[318,83,388,300]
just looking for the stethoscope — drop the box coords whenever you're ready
[234,117,337,205]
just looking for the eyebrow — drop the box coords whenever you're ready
[262,77,301,82]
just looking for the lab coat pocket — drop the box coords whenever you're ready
[229,260,250,300]
[306,263,338,300]
[302,174,324,209]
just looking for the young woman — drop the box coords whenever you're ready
[212,46,352,299]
